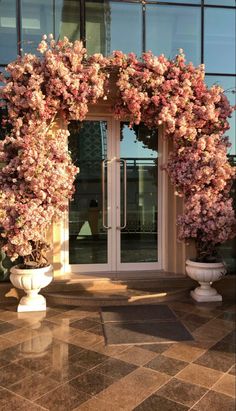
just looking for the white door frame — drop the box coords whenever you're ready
[62,115,165,275]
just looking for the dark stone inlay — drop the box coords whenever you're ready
[70,370,115,395]
[71,349,109,369]
[195,348,235,372]
[192,390,236,411]
[36,383,90,411]
[9,372,59,401]
[93,357,137,380]
[103,320,193,345]
[134,394,189,411]
[70,318,99,331]
[156,378,207,407]
[101,304,176,323]
[0,386,45,411]
[0,362,35,388]
[146,354,188,376]
[0,322,20,335]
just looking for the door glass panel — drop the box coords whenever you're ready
[69,121,108,264]
[120,124,158,263]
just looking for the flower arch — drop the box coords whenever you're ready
[0,35,235,266]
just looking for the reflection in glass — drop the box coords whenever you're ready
[57,0,80,42]
[206,75,236,155]
[21,0,54,54]
[69,121,108,265]
[204,8,236,74]
[0,0,17,63]
[205,0,235,5]
[120,124,158,263]
[146,5,201,66]
[86,0,109,55]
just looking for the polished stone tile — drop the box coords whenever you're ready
[114,346,158,366]
[0,362,35,388]
[192,323,230,343]
[71,349,109,370]
[17,351,56,373]
[212,373,236,397]
[206,318,235,332]
[35,383,90,411]
[145,354,188,376]
[3,327,39,343]
[0,386,47,411]
[134,394,189,411]
[0,321,20,335]
[93,357,137,380]
[67,329,103,348]
[228,364,236,375]
[88,324,104,336]
[193,390,236,411]
[195,347,235,372]
[101,305,176,322]
[177,363,223,388]
[9,372,59,401]
[70,318,99,331]
[74,397,123,411]
[162,342,205,362]
[38,362,86,383]
[0,336,18,351]
[91,341,130,357]
[97,368,170,410]
[70,370,115,396]
[182,313,210,330]
[156,378,207,407]
[137,343,173,354]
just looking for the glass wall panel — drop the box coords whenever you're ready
[21,0,54,54]
[148,0,201,3]
[69,121,108,265]
[205,1,235,6]
[204,8,236,73]
[120,124,158,263]
[109,2,142,56]
[0,0,17,64]
[146,5,201,65]
[205,75,236,155]
[56,0,80,42]
[86,0,109,55]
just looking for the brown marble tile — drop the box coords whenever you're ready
[9,372,59,401]
[156,378,207,407]
[0,387,47,411]
[177,363,223,388]
[182,313,210,329]
[0,321,20,335]
[228,364,236,375]
[145,354,188,376]
[73,397,123,411]
[17,351,56,373]
[212,373,236,397]
[206,318,235,332]
[70,370,115,396]
[91,341,130,357]
[219,311,236,322]
[67,329,103,348]
[114,346,158,366]
[134,394,189,411]
[93,357,137,380]
[192,323,230,343]
[38,362,86,383]
[36,383,90,410]
[0,336,18,351]
[0,310,19,321]
[3,327,39,343]
[195,348,235,372]
[97,367,170,410]
[88,324,104,336]
[163,342,205,362]
[71,349,109,370]
[137,343,173,354]
[0,362,35,388]
[0,344,22,362]
[193,390,236,411]
[70,318,99,331]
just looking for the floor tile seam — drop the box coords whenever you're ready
[0,385,49,410]
[173,362,225,388]
[210,372,236,398]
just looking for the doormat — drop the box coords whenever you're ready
[100,304,193,345]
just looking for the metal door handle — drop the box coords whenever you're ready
[118,159,127,230]
[102,159,111,229]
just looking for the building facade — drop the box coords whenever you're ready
[0,1,235,279]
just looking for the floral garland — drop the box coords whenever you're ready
[0,35,235,266]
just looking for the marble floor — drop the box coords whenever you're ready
[0,298,235,410]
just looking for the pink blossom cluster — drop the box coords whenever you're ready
[0,37,235,264]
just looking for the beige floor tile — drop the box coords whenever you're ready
[163,343,206,362]
[206,318,235,332]
[73,396,123,411]
[0,310,19,321]
[96,367,170,410]
[212,374,236,398]
[192,324,230,343]
[114,346,158,366]
[177,363,224,388]
[3,327,39,343]
[0,336,18,351]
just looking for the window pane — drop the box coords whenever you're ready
[0,0,17,64]
[204,8,236,73]
[148,0,201,3]
[205,1,236,6]
[86,0,109,55]
[56,0,80,42]
[146,5,201,65]
[21,0,54,54]
[205,75,236,155]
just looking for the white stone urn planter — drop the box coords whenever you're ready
[186,259,227,302]
[10,265,53,312]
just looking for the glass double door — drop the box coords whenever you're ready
[68,118,161,273]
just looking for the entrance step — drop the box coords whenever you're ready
[44,287,190,307]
